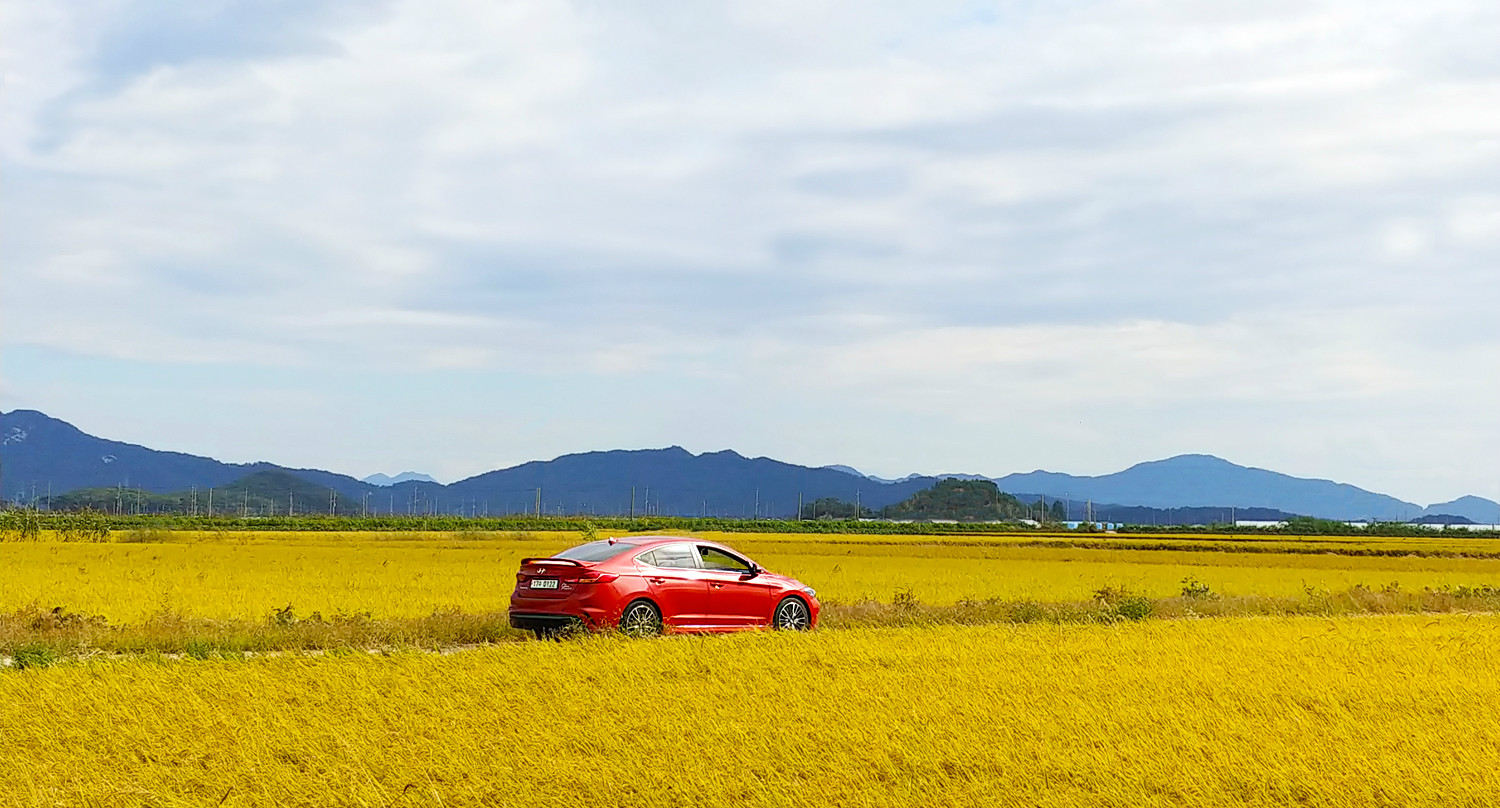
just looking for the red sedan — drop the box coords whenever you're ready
[509,536,820,637]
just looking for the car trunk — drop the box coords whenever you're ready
[516,559,593,599]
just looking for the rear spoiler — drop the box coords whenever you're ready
[520,558,585,567]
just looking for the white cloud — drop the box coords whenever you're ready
[3,0,1499,502]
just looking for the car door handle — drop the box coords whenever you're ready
[648,577,666,584]
[710,583,724,589]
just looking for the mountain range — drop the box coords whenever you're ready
[1,409,1495,523]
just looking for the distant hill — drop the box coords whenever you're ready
[882,478,1030,522]
[1409,513,1475,525]
[437,447,936,517]
[990,454,1481,522]
[0,409,372,503]
[1420,496,1500,524]
[3,409,1495,522]
[53,469,363,516]
[363,472,439,487]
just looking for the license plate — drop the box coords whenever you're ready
[529,579,559,590]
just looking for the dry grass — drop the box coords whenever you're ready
[5,583,1498,661]
[0,604,522,661]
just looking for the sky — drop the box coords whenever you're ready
[2,0,1498,505]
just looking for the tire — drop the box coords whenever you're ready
[773,596,812,631]
[619,599,663,637]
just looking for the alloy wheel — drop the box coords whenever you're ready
[620,601,663,637]
[774,598,810,631]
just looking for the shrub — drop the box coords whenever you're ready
[1180,577,1216,599]
[10,642,59,670]
[0,509,42,542]
[183,639,217,661]
[1007,601,1047,624]
[891,588,921,611]
[1092,585,1130,605]
[270,605,298,626]
[58,510,111,542]
[1114,596,1154,621]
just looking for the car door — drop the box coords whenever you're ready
[697,545,774,627]
[635,543,711,628]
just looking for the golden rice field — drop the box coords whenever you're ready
[2,530,1499,621]
[5,529,1500,806]
[3,615,1498,807]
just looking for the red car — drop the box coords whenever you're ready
[509,536,820,637]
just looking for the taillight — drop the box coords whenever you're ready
[515,572,525,583]
[576,572,618,585]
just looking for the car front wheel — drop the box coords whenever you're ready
[773,597,811,631]
[619,599,663,637]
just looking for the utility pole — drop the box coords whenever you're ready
[207,488,213,517]
[797,492,803,521]
[630,487,636,518]
[289,489,294,517]
[754,488,759,519]
[855,489,861,521]
[535,487,541,517]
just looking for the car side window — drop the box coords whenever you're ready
[698,546,751,573]
[642,543,699,569]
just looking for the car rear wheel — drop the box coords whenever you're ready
[773,596,811,631]
[619,599,663,637]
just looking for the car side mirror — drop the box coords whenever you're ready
[742,565,759,578]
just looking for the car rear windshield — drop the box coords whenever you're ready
[553,540,635,563]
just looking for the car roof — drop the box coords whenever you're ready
[604,536,723,550]
[609,535,687,546]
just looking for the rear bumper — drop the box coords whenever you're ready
[508,595,614,630]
